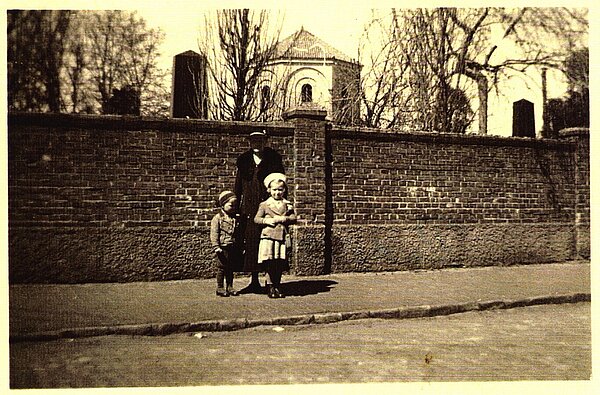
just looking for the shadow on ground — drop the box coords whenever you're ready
[280,280,338,296]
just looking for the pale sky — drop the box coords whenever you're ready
[137,6,369,70]
[5,0,593,136]
[136,3,578,136]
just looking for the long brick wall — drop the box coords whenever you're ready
[330,131,575,224]
[8,113,294,282]
[8,111,589,283]
[327,127,587,272]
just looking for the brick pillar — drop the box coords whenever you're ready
[559,127,590,259]
[283,104,329,275]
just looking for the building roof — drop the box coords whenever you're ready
[273,28,356,64]
[176,50,202,57]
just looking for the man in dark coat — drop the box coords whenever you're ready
[235,130,285,293]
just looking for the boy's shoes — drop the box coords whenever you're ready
[273,287,284,298]
[226,286,239,296]
[216,288,229,297]
[267,285,284,299]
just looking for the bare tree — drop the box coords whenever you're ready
[142,75,171,117]
[43,11,72,113]
[415,8,475,134]
[185,59,209,118]
[62,12,96,113]
[357,7,587,134]
[64,30,89,113]
[9,10,181,118]
[355,11,412,129]
[84,10,167,115]
[447,7,588,134]
[82,10,124,113]
[356,9,474,133]
[544,47,589,136]
[8,10,43,111]
[119,12,167,113]
[8,10,71,112]
[403,8,459,132]
[199,9,282,121]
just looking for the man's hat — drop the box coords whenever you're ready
[249,130,267,138]
[263,172,287,188]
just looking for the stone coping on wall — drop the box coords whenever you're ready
[283,105,328,120]
[8,112,295,137]
[328,221,576,227]
[9,112,586,151]
[558,127,590,138]
[8,221,576,230]
[330,125,577,150]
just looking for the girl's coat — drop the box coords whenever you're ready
[254,197,296,241]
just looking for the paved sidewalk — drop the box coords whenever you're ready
[9,261,590,341]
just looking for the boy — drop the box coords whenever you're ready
[210,191,242,297]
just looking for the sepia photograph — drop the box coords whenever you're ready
[3,0,594,393]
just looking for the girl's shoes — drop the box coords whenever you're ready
[216,288,229,297]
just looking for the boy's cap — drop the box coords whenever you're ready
[218,191,237,207]
[249,130,267,138]
[263,172,287,188]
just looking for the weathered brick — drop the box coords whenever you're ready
[7,112,589,283]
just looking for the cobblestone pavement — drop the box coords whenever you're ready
[9,303,591,388]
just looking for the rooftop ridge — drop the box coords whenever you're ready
[273,28,356,64]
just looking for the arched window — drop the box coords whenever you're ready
[260,85,270,113]
[301,84,313,103]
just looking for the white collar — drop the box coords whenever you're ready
[266,197,290,205]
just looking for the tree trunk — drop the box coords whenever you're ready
[465,67,489,135]
[46,72,62,113]
[476,76,488,135]
[45,11,71,113]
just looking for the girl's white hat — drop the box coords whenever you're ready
[263,172,287,188]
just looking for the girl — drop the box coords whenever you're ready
[254,173,296,298]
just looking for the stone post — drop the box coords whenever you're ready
[171,50,208,119]
[283,104,329,275]
[512,99,535,138]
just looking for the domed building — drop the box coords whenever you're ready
[258,28,361,125]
